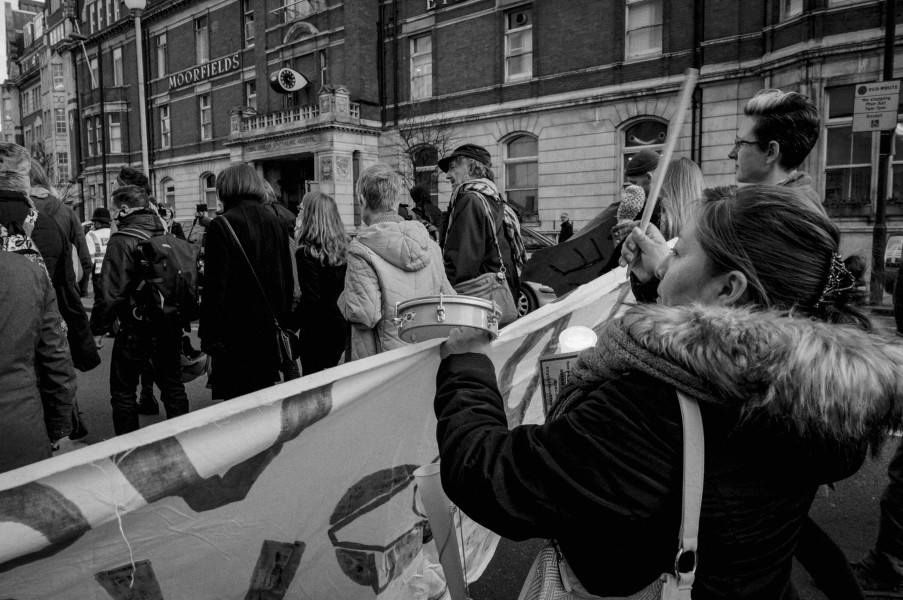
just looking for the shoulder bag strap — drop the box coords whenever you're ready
[221,217,281,330]
[472,193,507,276]
[674,390,704,595]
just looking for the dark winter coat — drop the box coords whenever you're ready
[31,186,92,280]
[0,252,75,474]
[435,304,902,599]
[0,190,99,371]
[91,210,168,336]
[558,220,573,243]
[441,179,519,297]
[294,248,347,374]
[199,198,294,400]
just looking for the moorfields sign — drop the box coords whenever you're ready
[168,54,240,91]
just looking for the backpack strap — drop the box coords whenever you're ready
[674,390,704,595]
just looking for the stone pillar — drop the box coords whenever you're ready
[332,151,355,227]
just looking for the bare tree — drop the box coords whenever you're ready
[390,100,458,191]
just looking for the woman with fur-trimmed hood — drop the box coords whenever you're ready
[434,186,903,599]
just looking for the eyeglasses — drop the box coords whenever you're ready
[733,138,761,151]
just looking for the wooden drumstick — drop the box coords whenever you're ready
[636,67,699,233]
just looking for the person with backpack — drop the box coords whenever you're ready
[438,144,525,325]
[92,185,194,435]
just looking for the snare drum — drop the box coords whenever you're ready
[393,294,501,343]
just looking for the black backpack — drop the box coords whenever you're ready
[115,228,201,324]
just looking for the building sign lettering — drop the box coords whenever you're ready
[853,81,901,132]
[245,135,319,155]
[168,54,241,91]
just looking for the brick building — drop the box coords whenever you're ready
[12,0,900,262]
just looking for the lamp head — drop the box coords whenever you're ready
[123,0,147,11]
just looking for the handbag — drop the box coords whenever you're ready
[221,218,300,364]
[449,193,519,326]
[517,391,704,600]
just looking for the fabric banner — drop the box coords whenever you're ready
[0,267,630,600]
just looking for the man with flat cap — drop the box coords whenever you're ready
[438,143,521,324]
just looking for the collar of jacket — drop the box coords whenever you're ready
[0,190,32,206]
[117,210,164,233]
[223,196,264,211]
[369,211,405,226]
[573,303,903,448]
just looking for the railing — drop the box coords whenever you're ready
[240,105,321,132]
[233,100,361,136]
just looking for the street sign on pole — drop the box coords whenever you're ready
[853,80,901,132]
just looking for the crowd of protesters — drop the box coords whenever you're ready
[4,84,903,599]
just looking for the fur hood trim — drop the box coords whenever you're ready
[614,303,903,446]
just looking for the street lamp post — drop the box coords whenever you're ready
[124,0,149,176]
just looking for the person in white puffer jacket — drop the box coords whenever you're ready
[339,163,454,361]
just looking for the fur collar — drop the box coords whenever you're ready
[591,304,903,447]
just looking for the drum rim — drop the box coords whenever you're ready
[396,294,499,312]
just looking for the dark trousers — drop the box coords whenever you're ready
[110,326,188,435]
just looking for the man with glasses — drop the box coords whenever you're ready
[728,88,823,209]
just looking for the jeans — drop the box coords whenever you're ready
[110,325,188,435]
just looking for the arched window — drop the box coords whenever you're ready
[413,145,439,204]
[504,134,538,221]
[201,173,217,209]
[161,177,176,206]
[621,118,667,182]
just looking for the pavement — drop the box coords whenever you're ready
[75,294,902,598]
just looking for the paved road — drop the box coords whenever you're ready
[74,297,900,598]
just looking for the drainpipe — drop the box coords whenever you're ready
[98,38,109,208]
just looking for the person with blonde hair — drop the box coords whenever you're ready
[200,163,295,399]
[294,191,349,373]
[339,163,454,360]
[435,184,897,599]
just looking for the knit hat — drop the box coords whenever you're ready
[438,144,492,173]
[625,149,660,177]
[0,142,32,195]
[91,207,111,225]
[618,185,646,222]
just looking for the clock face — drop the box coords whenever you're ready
[280,70,296,89]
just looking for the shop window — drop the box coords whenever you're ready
[505,135,538,220]
[621,118,667,181]
[625,0,662,59]
[505,7,532,82]
[410,35,432,100]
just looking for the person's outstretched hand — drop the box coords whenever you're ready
[619,224,670,283]
[440,327,493,359]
